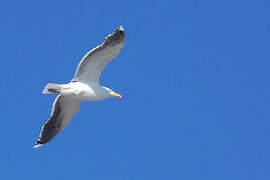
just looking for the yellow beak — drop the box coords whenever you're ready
[113,93,122,98]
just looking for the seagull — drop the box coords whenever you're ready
[34,26,125,148]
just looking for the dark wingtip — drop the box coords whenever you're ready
[115,26,125,35]
[104,26,125,45]
[33,142,43,148]
[33,138,49,148]
[116,26,124,31]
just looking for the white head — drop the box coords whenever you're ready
[103,87,122,98]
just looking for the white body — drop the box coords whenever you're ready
[60,82,110,101]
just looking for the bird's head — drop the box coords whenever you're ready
[103,87,122,98]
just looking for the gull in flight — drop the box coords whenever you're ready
[34,26,125,148]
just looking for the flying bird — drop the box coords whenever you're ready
[34,26,125,148]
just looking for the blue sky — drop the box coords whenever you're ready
[0,0,269,179]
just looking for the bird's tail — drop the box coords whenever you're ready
[42,83,63,94]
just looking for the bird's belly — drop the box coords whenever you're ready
[61,82,107,101]
[81,95,106,101]
[75,91,102,101]
[70,89,100,101]
[70,88,105,101]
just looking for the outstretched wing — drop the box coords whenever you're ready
[34,95,80,148]
[72,26,125,84]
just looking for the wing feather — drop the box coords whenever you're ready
[72,26,125,83]
[34,95,80,148]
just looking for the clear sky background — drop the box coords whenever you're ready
[0,0,269,179]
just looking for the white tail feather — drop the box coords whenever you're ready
[42,83,63,94]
